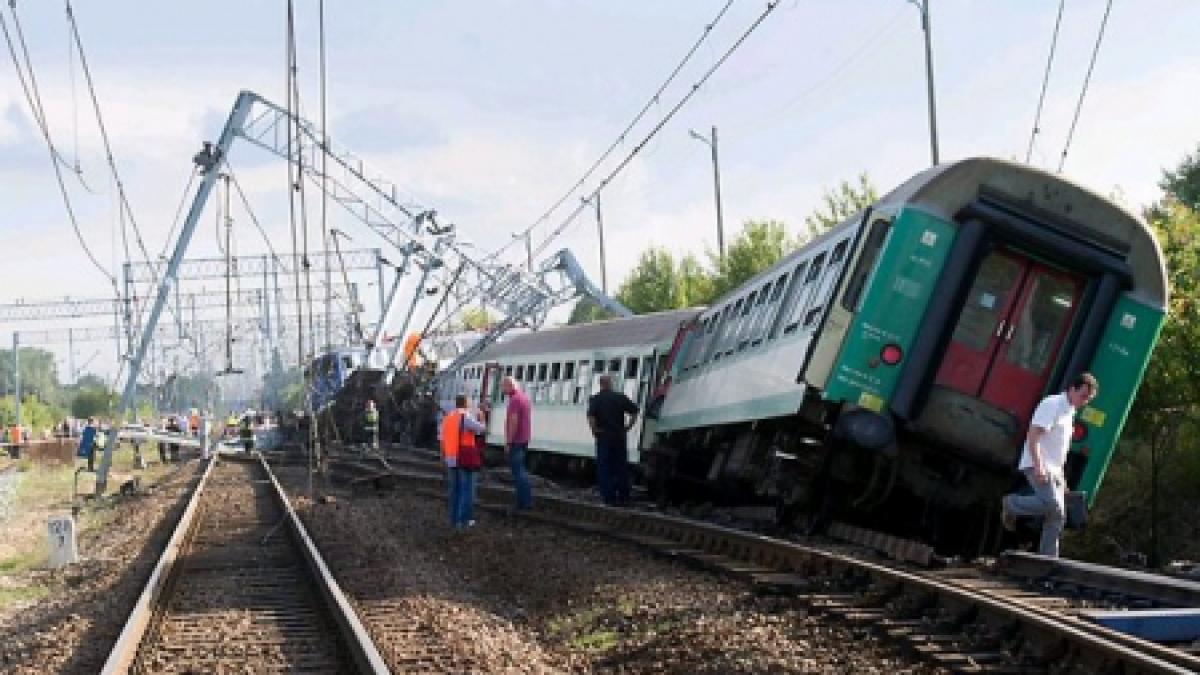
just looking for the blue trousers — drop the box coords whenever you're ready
[595,438,630,506]
[1004,469,1066,557]
[508,442,533,510]
[448,467,477,528]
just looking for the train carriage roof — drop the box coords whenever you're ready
[473,308,700,362]
[875,157,1168,309]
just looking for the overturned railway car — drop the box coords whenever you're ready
[647,157,1167,555]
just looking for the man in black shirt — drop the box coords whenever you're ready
[587,374,639,506]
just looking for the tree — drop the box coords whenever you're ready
[616,247,685,314]
[802,173,878,242]
[1159,143,1200,211]
[677,254,715,307]
[0,346,64,406]
[708,220,791,300]
[459,306,497,331]
[568,297,618,325]
[70,387,115,419]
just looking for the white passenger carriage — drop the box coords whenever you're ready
[444,309,698,464]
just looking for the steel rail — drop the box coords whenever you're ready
[331,459,1199,674]
[102,454,389,674]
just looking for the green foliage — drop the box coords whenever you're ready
[1159,143,1200,211]
[0,347,64,407]
[0,394,65,431]
[459,306,497,331]
[708,220,793,301]
[615,248,685,314]
[1071,155,1200,567]
[70,387,115,419]
[568,297,618,325]
[801,173,878,242]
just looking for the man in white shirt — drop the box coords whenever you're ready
[1001,373,1098,557]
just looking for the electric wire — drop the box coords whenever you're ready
[487,0,739,264]
[528,0,780,261]
[319,0,333,353]
[1026,0,1066,164]
[1058,0,1113,173]
[225,163,283,264]
[0,7,115,289]
[4,2,95,192]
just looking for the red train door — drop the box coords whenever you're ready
[934,249,1084,429]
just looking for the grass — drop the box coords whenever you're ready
[0,583,49,610]
[0,442,178,578]
[568,629,620,651]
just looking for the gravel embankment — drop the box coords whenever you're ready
[279,465,933,674]
[0,462,201,674]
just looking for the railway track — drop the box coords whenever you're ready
[325,452,1200,674]
[102,454,388,674]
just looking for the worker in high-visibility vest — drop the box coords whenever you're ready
[364,400,380,451]
[440,395,485,530]
[403,333,422,368]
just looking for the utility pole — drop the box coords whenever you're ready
[688,125,726,263]
[67,328,75,384]
[908,0,940,166]
[592,192,608,294]
[12,332,20,432]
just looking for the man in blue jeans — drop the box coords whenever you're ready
[502,376,533,510]
[1001,373,1098,558]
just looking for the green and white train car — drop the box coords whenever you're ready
[451,309,696,467]
[647,157,1167,555]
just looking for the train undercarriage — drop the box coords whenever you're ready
[644,394,1024,558]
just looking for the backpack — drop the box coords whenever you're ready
[456,414,483,471]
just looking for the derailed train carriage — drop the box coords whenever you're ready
[646,157,1167,555]
[445,157,1166,556]
[442,309,695,473]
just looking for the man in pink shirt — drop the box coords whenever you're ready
[502,376,533,510]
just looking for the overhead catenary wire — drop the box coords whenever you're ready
[1026,0,1066,164]
[3,1,95,192]
[486,0,739,264]
[0,7,115,290]
[528,1,781,262]
[1058,0,1113,173]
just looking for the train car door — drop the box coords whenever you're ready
[479,362,501,430]
[933,249,1084,429]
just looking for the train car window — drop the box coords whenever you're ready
[768,261,807,340]
[505,365,513,377]
[682,317,708,373]
[564,362,575,380]
[551,362,562,381]
[341,356,353,371]
[738,288,764,351]
[717,299,745,359]
[594,359,604,373]
[608,358,621,373]
[575,360,591,404]
[750,277,782,347]
[841,219,891,312]
[537,364,548,381]
[625,357,638,378]
[830,238,849,265]
[515,365,524,381]
[803,305,824,329]
[784,252,827,334]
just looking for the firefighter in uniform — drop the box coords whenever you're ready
[364,400,380,451]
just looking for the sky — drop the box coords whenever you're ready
[1,0,1198,388]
